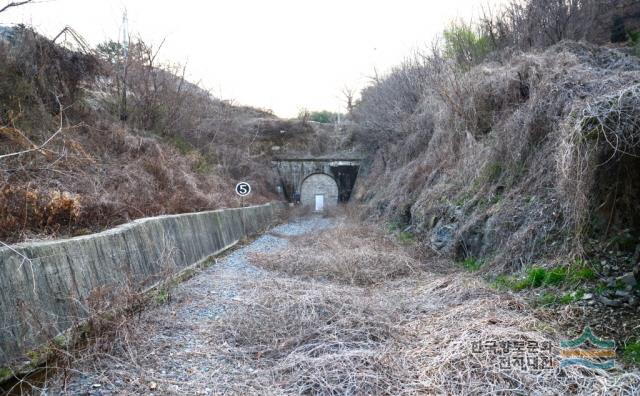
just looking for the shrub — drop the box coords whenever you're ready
[442,22,492,69]
[351,58,427,147]
[479,0,599,51]
[0,187,82,240]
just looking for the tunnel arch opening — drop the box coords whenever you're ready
[300,173,339,211]
[272,156,361,204]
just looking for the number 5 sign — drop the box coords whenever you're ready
[235,182,251,197]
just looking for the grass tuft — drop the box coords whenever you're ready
[623,340,640,365]
[512,267,547,290]
[500,261,596,292]
[460,257,483,272]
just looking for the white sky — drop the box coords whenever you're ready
[0,0,504,117]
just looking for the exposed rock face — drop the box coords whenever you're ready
[430,223,456,251]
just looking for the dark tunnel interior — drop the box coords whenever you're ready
[329,165,359,202]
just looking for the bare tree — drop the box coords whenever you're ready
[480,0,599,50]
[342,86,356,114]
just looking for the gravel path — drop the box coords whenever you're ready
[46,217,332,395]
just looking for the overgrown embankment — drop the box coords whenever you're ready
[353,42,640,272]
[0,26,329,243]
[348,0,640,343]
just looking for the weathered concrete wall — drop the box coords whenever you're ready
[0,203,280,366]
[301,174,339,210]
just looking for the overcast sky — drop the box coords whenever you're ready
[0,0,504,117]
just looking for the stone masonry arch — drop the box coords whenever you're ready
[300,173,339,210]
[272,156,361,203]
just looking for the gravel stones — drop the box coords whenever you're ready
[44,216,332,394]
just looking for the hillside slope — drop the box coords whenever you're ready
[0,26,308,243]
[352,42,640,275]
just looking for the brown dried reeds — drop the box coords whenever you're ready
[353,40,640,269]
[249,220,420,286]
[209,272,640,394]
[208,276,411,394]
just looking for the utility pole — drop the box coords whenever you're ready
[118,10,130,122]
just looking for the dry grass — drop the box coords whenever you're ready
[210,221,640,394]
[1,281,148,395]
[209,273,640,395]
[25,218,640,395]
[250,220,420,286]
[209,276,411,394]
[353,41,640,269]
[0,27,279,243]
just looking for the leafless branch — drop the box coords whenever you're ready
[0,95,65,160]
[0,0,34,14]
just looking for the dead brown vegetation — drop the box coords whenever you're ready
[0,26,282,243]
[2,280,147,395]
[480,0,640,51]
[25,217,640,394]
[348,0,640,274]
[352,39,640,270]
[250,220,420,286]
[0,247,182,394]
[208,224,640,394]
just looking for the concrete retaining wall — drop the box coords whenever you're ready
[0,203,280,366]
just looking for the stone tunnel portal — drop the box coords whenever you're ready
[300,173,339,210]
[272,157,361,204]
